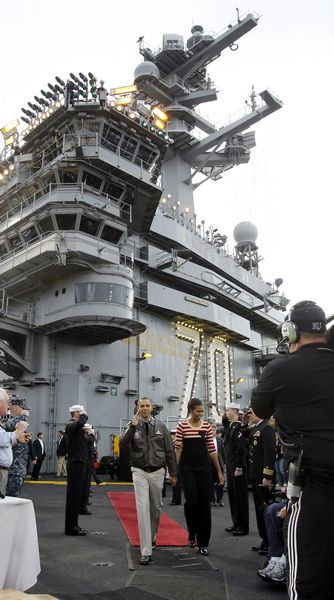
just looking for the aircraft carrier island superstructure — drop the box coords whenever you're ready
[0,12,287,467]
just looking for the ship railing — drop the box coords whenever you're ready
[0,182,131,231]
[62,131,163,183]
[99,134,163,181]
[253,346,277,360]
[0,290,33,324]
[161,74,190,94]
[139,10,259,59]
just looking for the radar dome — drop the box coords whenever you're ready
[134,61,160,81]
[233,221,258,245]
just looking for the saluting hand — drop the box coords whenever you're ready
[132,409,140,427]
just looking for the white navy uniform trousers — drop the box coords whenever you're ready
[131,466,165,556]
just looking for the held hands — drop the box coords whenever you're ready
[234,468,243,477]
[170,475,178,487]
[218,472,225,486]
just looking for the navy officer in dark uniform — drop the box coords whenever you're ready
[65,404,88,536]
[247,408,276,555]
[251,300,334,600]
[224,402,249,536]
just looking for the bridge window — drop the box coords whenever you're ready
[39,215,54,234]
[82,171,103,191]
[103,180,124,200]
[0,243,8,259]
[21,225,39,243]
[75,283,133,307]
[134,145,157,170]
[100,224,123,244]
[55,214,77,230]
[79,215,100,236]
[120,135,138,161]
[102,125,122,152]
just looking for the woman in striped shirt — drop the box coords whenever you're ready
[175,398,224,555]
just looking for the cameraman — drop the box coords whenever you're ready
[251,301,334,600]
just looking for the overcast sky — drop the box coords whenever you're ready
[1,0,333,317]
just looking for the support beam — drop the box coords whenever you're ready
[183,90,282,163]
[170,14,258,82]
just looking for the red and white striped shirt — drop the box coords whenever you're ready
[175,420,216,456]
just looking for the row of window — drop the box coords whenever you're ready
[75,283,133,307]
[0,212,124,259]
[101,125,159,171]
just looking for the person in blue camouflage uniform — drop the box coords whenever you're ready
[3,398,30,497]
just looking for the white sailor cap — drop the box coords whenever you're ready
[225,402,240,410]
[69,404,85,412]
[83,423,92,429]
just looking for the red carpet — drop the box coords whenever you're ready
[107,491,188,546]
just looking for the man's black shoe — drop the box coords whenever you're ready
[233,529,249,536]
[169,501,181,505]
[252,540,268,554]
[79,508,92,515]
[139,555,151,566]
[225,526,236,533]
[65,526,87,536]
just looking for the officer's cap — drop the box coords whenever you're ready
[69,404,85,412]
[225,402,240,410]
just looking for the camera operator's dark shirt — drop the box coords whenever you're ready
[251,343,334,491]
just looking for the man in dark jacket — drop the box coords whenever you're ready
[56,430,68,477]
[251,300,334,600]
[120,397,177,565]
[224,402,249,536]
[247,408,276,555]
[31,432,46,480]
[64,404,88,536]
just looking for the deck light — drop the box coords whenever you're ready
[1,119,20,134]
[111,84,137,95]
[151,107,168,122]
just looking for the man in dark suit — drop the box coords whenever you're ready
[31,432,46,480]
[65,404,89,536]
[56,430,68,477]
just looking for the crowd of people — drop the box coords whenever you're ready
[1,299,333,600]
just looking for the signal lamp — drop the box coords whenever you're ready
[55,76,65,86]
[1,119,20,134]
[151,106,168,122]
[117,96,132,106]
[5,135,16,146]
[154,118,165,130]
[111,84,137,95]
[139,352,153,360]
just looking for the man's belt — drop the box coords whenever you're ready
[143,466,161,473]
[0,466,9,470]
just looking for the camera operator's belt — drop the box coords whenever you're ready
[0,466,9,470]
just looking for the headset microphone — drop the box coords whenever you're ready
[276,336,289,355]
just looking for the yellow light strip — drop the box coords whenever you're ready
[111,84,137,95]
[1,119,20,134]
